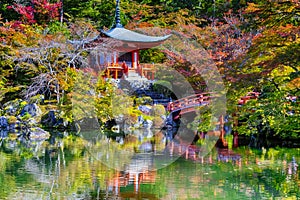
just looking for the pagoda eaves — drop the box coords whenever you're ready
[101,27,171,50]
[100,0,171,50]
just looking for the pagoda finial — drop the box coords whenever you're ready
[115,0,123,28]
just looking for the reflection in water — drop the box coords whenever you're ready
[0,129,299,199]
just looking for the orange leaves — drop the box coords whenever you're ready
[288,77,300,90]
[244,2,261,14]
[125,21,154,29]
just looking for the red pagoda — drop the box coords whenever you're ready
[90,0,171,80]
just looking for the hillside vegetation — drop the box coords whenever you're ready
[0,0,299,139]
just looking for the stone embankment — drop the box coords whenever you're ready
[0,99,56,140]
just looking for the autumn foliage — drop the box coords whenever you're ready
[7,0,61,24]
[0,0,299,138]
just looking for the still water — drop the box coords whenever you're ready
[0,130,299,200]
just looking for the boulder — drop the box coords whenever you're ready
[0,129,8,138]
[3,99,26,116]
[75,117,100,131]
[0,116,8,129]
[41,110,62,128]
[28,127,50,140]
[20,103,41,117]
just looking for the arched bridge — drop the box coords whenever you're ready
[165,92,226,146]
[166,91,260,116]
[166,92,215,116]
[164,91,261,147]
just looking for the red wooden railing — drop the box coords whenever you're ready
[167,92,215,113]
[102,62,156,80]
[238,92,260,105]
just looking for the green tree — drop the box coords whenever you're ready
[228,0,300,139]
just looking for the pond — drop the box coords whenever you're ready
[0,129,299,200]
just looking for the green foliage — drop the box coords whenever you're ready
[0,0,299,139]
[63,0,116,28]
[153,80,172,97]
[188,105,215,133]
[225,134,233,149]
[94,78,116,123]
[224,0,300,139]
[46,21,71,36]
[139,48,166,63]
[151,104,165,128]
[135,96,153,105]
[244,1,300,28]
[151,104,165,116]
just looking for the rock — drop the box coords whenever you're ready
[20,103,41,117]
[41,110,60,128]
[3,99,26,116]
[138,105,152,114]
[28,127,50,140]
[143,119,153,129]
[0,116,8,129]
[0,129,8,138]
[6,116,21,131]
[27,118,38,127]
[138,115,144,124]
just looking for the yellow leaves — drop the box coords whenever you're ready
[271,65,295,77]
[244,3,261,13]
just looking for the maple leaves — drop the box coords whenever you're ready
[227,1,300,138]
[7,0,62,25]
[0,0,298,138]
[7,3,35,24]
[244,0,300,28]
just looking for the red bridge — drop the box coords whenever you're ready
[166,91,260,114]
[165,91,260,147]
[166,92,215,115]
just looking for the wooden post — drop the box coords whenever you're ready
[141,67,143,77]
[233,132,238,148]
[137,64,140,76]
[107,68,110,78]
[115,69,118,79]
[185,98,188,106]
[219,115,227,147]
[185,148,188,159]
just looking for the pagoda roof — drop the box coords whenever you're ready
[86,0,171,51]
[101,27,171,44]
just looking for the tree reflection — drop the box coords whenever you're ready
[0,132,298,199]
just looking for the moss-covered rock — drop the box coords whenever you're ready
[2,99,27,116]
